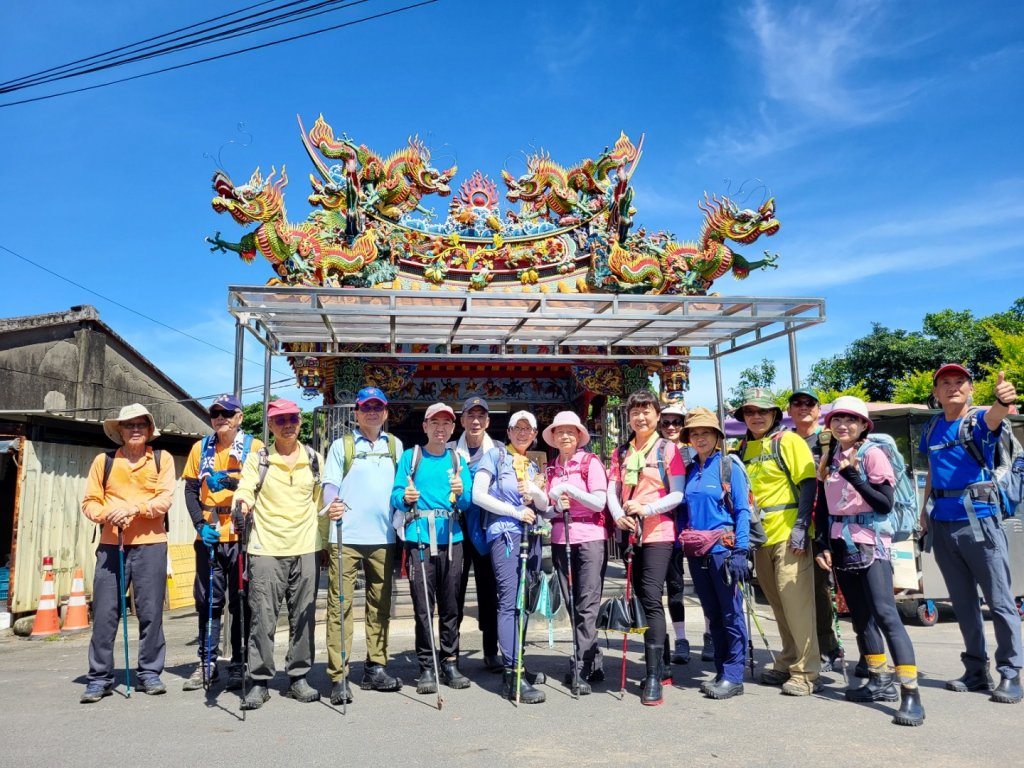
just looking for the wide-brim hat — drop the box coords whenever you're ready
[824,395,874,431]
[732,387,782,420]
[681,406,725,442]
[103,404,159,446]
[542,410,590,448]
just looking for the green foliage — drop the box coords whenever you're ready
[729,358,777,404]
[241,398,313,444]
[807,355,850,393]
[974,324,1024,405]
[815,383,870,405]
[891,370,934,404]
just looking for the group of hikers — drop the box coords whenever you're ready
[78,363,1023,727]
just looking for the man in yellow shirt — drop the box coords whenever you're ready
[182,394,263,691]
[80,404,176,703]
[736,387,821,695]
[233,399,324,710]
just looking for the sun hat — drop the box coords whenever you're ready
[103,404,160,445]
[733,386,782,420]
[209,394,243,414]
[424,402,456,421]
[508,410,538,430]
[542,411,591,448]
[932,363,972,383]
[267,399,300,418]
[681,407,725,442]
[824,395,873,431]
[356,386,388,406]
[461,395,489,414]
[788,387,820,405]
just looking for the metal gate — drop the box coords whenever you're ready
[311,404,356,455]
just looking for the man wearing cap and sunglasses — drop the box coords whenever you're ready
[181,394,263,692]
[921,364,1022,704]
[320,387,404,706]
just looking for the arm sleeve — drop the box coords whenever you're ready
[525,482,548,508]
[559,483,607,513]
[184,478,205,530]
[606,480,624,521]
[137,453,175,519]
[838,467,895,514]
[795,477,817,527]
[322,482,339,507]
[813,480,829,547]
[643,473,684,516]
[81,454,110,523]
[232,450,261,509]
[456,456,472,511]
[390,451,413,511]
[472,470,525,520]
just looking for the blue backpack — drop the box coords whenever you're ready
[853,434,919,544]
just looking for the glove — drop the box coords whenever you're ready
[789,522,808,552]
[199,523,220,546]
[205,471,236,492]
[726,549,750,584]
[220,476,239,491]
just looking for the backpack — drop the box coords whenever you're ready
[409,444,462,488]
[735,430,798,501]
[852,435,919,543]
[342,432,398,477]
[924,407,1024,518]
[253,443,320,502]
[719,452,767,548]
[95,449,168,539]
[614,438,670,500]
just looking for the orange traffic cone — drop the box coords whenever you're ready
[29,558,60,640]
[62,567,90,635]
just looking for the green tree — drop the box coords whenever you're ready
[807,354,852,393]
[891,370,934,405]
[816,383,870,404]
[729,358,777,404]
[241,398,313,444]
[974,324,1024,405]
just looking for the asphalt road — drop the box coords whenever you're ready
[0,594,1019,768]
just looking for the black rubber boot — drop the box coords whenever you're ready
[845,671,899,703]
[946,668,993,693]
[893,685,925,726]
[440,659,471,690]
[502,668,545,704]
[641,645,665,706]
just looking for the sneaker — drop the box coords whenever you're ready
[225,664,244,691]
[137,676,167,695]
[671,638,691,665]
[241,683,270,710]
[701,632,715,662]
[361,663,403,692]
[759,668,790,686]
[285,677,320,703]
[80,682,113,704]
[781,678,823,696]
[183,663,219,691]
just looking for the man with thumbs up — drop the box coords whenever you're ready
[920,364,1022,704]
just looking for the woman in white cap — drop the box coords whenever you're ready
[472,410,549,703]
[814,396,923,726]
[543,410,609,695]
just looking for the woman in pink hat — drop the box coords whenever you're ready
[543,410,609,695]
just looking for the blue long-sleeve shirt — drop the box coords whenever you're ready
[390,446,472,546]
[683,453,751,553]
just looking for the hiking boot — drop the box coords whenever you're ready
[845,671,899,703]
[562,669,591,696]
[241,683,270,710]
[699,675,722,695]
[502,667,546,704]
[781,678,823,696]
[701,632,715,662]
[759,667,790,686]
[990,673,1023,704]
[285,676,320,703]
[483,654,504,673]
[80,682,112,704]
[183,662,219,691]
[361,663,402,692]
[671,638,691,665]
[893,685,925,726]
[705,679,744,700]
[440,659,470,690]
[330,679,353,705]
[225,664,244,691]
[641,645,665,706]
[137,676,167,695]
[416,668,438,695]
[946,669,993,692]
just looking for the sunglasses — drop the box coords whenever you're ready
[358,403,386,412]
[789,399,817,408]
[741,407,774,418]
[209,409,238,419]
[660,419,683,427]
[120,420,150,431]
[271,414,300,426]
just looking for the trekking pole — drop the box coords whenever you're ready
[417,538,443,711]
[743,582,776,666]
[828,566,848,685]
[204,541,216,691]
[619,531,636,701]
[562,507,581,699]
[234,503,249,720]
[514,521,531,706]
[743,574,755,680]
[117,527,132,697]
[336,519,347,716]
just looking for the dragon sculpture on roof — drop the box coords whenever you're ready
[206,114,780,294]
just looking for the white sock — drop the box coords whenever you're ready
[673,621,686,641]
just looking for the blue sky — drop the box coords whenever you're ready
[2,0,1022,414]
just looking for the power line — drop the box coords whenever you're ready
[0,243,292,378]
[1,0,373,94]
[0,1,439,108]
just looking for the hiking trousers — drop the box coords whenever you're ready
[193,540,247,665]
[326,542,396,681]
[813,555,840,657]
[754,541,820,683]
[666,548,686,625]
[458,541,499,658]
[491,530,542,668]
[690,550,747,684]
[932,516,1023,676]
[552,538,608,675]
[632,541,674,650]
[247,553,317,682]
[88,542,167,687]
[407,542,463,670]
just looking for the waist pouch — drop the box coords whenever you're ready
[677,528,735,558]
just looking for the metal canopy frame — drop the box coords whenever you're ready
[228,286,825,362]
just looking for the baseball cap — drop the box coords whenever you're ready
[267,399,300,418]
[462,395,489,414]
[424,402,456,421]
[209,394,243,414]
[508,410,538,430]
[788,387,820,404]
[933,363,972,383]
[356,386,388,406]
